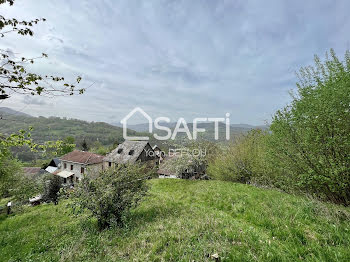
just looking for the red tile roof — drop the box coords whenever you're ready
[60,150,104,165]
[22,167,42,174]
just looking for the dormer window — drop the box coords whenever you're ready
[117,148,123,154]
[129,149,134,155]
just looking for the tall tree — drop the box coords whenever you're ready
[268,49,350,205]
[0,0,84,197]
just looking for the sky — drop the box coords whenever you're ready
[0,0,349,125]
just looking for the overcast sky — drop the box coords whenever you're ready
[1,0,349,125]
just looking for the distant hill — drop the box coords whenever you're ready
[111,122,177,132]
[0,107,33,118]
[0,108,268,162]
[0,114,132,146]
[111,121,268,141]
[0,112,171,162]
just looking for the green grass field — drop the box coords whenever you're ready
[1,179,350,261]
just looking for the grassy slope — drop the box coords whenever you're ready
[0,180,349,261]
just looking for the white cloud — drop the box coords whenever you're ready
[1,0,350,125]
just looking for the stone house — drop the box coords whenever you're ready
[152,145,165,163]
[103,140,158,168]
[56,150,104,184]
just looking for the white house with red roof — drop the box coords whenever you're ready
[56,150,104,184]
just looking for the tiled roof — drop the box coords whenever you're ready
[22,167,49,179]
[22,167,42,174]
[60,150,104,165]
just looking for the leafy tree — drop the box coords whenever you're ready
[0,128,75,197]
[58,136,75,156]
[0,0,84,100]
[268,49,350,205]
[0,128,36,196]
[42,175,61,204]
[12,172,46,202]
[90,140,109,155]
[208,129,271,184]
[0,148,21,197]
[81,139,89,151]
[163,148,207,179]
[0,0,84,199]
[72,164,149,229]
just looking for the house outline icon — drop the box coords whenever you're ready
[120,107,152,140]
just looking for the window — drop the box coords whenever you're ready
[76,177,79,182]
[63,178,67,184]
[64,163,67,169]
[70,165,73,171]
[117,148,123,154]
[81,167,85,174]
[108,162,112,167]
[129,149,134,155]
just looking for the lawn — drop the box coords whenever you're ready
[0,179,349,261]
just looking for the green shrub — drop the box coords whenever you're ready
[268,49,350,205]
[42,175,62,203]
[208,129,272,184]
[72,164,149,229]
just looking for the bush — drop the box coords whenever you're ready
[42,175,62,203]
[208,129,272,184]
[72,164,149,229]
[0,153,22,198]
[268,49,350,205]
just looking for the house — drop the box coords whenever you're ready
[45,158,61,174]
[103,140,158,168]
[56,150,104,184]
[157,154,208,180]
[157,155,178,178]
[152,145,165,163]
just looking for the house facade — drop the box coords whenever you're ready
[56,150,104,184]
[103,140,158,168]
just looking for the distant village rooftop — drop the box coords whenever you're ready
[60,150,104,165]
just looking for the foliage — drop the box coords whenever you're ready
[0,128,69,197]
[0,128,34,197]
[89,140,110,155]
[11,173,45,202]
[208,129,272,184]
[0,113,129,154]
[80,139,89,151]
[72,164,149,229]
[1,179,350,261]
[42,175,61,203]
[0,0,83,100]
[163,150,207,179]
[162,141,218,179]
[56,136,75,156]
[0,151,21,197]
[268,49,350,205]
